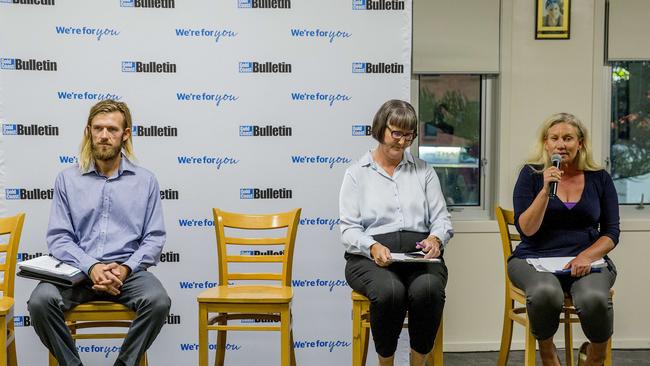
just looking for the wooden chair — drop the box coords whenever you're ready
[197,208,301,366]
[495,206,612,366]
[352,290,444,366]
[0,213,25,366]
[48,301,148,366]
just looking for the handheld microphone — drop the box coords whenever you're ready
[548,154,561,198]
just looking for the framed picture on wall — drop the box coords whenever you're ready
[535,0,570,39]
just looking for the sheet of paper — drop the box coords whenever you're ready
[17,255,81,276]
[391,252,442,263]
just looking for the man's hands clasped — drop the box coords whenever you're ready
[90,263,130,295]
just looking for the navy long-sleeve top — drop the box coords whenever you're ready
[512,165,620,259]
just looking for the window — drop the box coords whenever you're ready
[414,74,495,218]
[610,61,650,206]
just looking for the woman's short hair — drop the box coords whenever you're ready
[526,112,601,171]
[371,99,418,143]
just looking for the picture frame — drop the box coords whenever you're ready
[535,0,570,39]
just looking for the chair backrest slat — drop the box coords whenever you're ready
[224,237,286,246]
[0,213,26,298]
[228,273,283,281]
[495,206,520,286]
[226,255,284,263]
[213,208,301,287]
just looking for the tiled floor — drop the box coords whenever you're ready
[442,349,650,365]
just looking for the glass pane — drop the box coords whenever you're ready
[610,61,650,205]
[418,75,481,206]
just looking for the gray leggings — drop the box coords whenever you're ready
[507,257,616,342]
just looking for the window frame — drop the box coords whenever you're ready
[603,63,650,219]
[410,74,497,220]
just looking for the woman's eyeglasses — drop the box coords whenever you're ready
[387,126,415,141]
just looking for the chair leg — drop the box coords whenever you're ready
[0,317,7,366]
[604,337,612,366]
[564,316,574,366]
[48,352,57,366]
[280,308,291,366]
[352,301,362,366]
[198,303,209,366]
[497,304,514,366]
[432,318,443,365]
[7,340,16,366]
[215,315,227,366]
[139,352,148,366]
[524,324,537,366]
[290,327,296,366]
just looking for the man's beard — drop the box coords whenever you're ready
[91,141,122,161]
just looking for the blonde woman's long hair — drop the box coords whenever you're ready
[78,99,135,172]
[526,113,601,171]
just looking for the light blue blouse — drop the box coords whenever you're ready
[339,150,454,259]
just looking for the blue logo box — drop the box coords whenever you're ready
[240,188,254,199]
[352,62,366,73]
[14,316,28,327]
[1,58,16,70]
[5,189,21,200]
[239,62,253,73]
[121,61,136,72]
[238,0,252,8]
[0,0,14,4]
[352,0,366,10]
[352,125,369,136]
[131,124,139,136]
[239,125,253,136]
[2,124,17,135]
[120,0,135,7]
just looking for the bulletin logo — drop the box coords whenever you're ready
[120,0,175,8]
[239,124,292,136]
[160,189,179,200]
[14,316,31,327]
[1,0,55,5]
[164,313,181,325]
[238,61,292,73]
[238,0,290,8]
[2,123,59,136]
[17,252,47,262]
[0,58,57,71]
[132,124,178,137]
[352,62,404,74]
[160,251,181,262]
[121,61,177,73]
[352,125,371,136]
[240,188,293,199]
[352,0,404,10]
[5,188,54,200]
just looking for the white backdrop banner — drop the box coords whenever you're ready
[0,0,411,364]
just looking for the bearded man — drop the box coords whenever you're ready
[28,99,171,366]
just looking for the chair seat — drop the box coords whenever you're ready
[0,297,14,315]
[69,301,132,312]
[197,285,293,304]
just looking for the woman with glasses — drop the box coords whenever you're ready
[339,99,454,366]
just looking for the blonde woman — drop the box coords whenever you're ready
[508,113,618,366]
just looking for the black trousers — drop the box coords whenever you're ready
[345,231,447,357]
